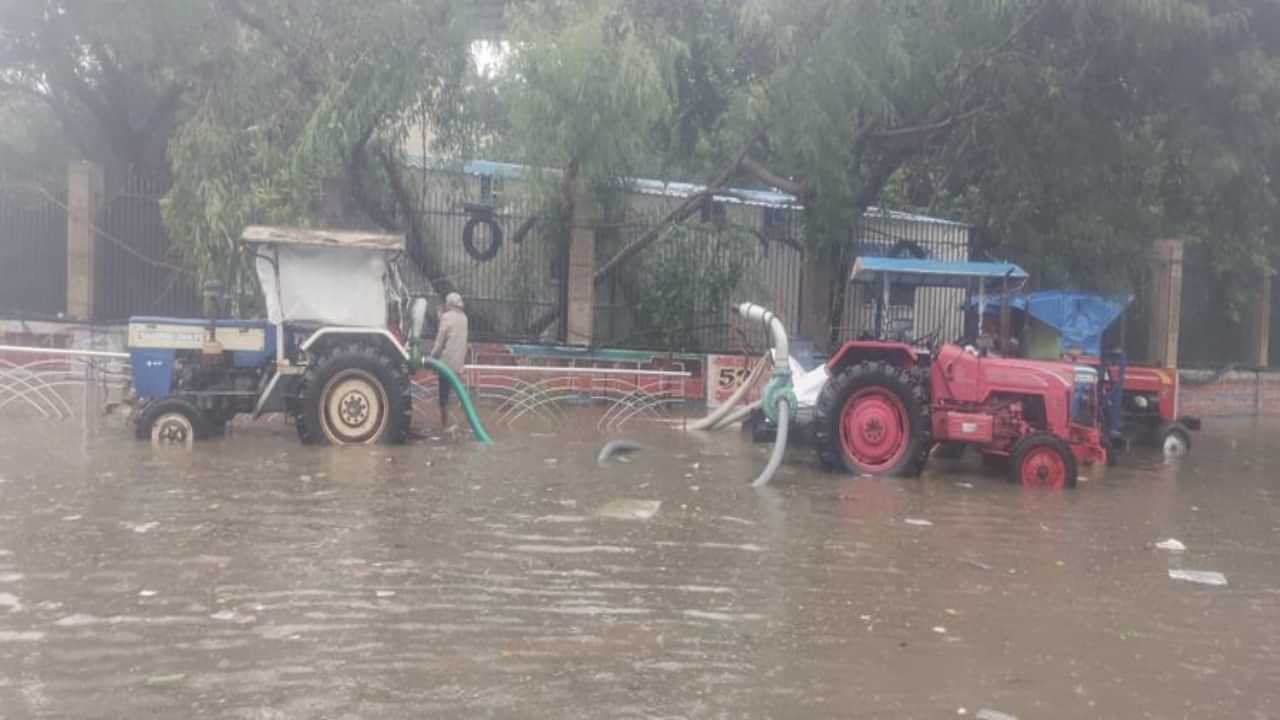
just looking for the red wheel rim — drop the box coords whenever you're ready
[1020,447,1067,489]
[839,388,910,473]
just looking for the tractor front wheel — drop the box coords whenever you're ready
[1010,433,1078,489]
[814,361,930,477]
[135,397,209,449]
[1159,421,1192,458]
[296,343,412,446]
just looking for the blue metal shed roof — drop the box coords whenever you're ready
[850,257,1028,287]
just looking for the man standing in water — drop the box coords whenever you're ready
[429,292,469,431]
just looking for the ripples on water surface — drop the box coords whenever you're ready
[0,414,1276,718]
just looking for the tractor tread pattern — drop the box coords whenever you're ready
[294,342,412,446]
[814,361,931,477]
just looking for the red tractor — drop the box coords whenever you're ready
[813,258,1117,488]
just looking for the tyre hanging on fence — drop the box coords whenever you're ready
[462,204,504,262]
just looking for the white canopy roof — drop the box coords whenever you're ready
[241,225,405,252]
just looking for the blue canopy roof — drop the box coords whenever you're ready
[850,257,1028,288]
[965,291,1134,355]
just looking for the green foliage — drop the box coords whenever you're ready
[0,0,220,170]
[625,222,764,351]
[503,0,682,181]
[162,0,474,298]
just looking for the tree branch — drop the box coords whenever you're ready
[378,145,455,298]
[741,155,807,197]
[219,0,320,93]
[869,105,986,141]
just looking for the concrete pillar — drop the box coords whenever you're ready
[1245,271,1272,368]
[1147,238,1184,368]
[565,187,595,346]
[66,161,103,321]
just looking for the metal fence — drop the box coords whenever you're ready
[594,200,805,354]
[0,177,67,319]
[413,171,566,344]
[839,210,972,344]
[94,170,201,323]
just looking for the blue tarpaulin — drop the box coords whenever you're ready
[965,291,1133,356]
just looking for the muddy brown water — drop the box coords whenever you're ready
[0,414,1276,719]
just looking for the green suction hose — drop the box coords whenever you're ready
[423,357,494,447]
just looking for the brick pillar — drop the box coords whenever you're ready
[66,161,103,321]
[1245,271,1272,368]
[1148,237,1184,368]
[565,187,595,346]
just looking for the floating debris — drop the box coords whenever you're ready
[904,518,934,527]
[932,626,947,634]
[976,710,1018,720]
[597,499,662,521]
[375,590,396,598]
[0,573,23,583]
[1155,538,1186,552]
[1169,569,1227,587]
[597,439,644,465]
[123,521,159,534]
[0,592,20,611]
[138,590,157,597]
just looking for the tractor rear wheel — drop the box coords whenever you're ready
[814,361,930,476]
[1010,433,1078,489]
[295,343,412,446]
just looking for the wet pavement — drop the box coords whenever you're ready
[0,413,1277,719]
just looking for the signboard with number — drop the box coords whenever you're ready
[706,354,765,408]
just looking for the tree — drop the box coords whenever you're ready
[162,0,477,298]
[0,0,220,172]
[503,0,1280,348]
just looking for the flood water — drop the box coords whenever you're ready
[0,413,1277,719]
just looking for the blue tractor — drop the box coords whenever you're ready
[126,226,427,447]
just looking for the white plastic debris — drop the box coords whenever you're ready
[904,518,934,527]
[375,590,396,598]
[597,499,662,521]
[976,710,1018,720]
[1169,569,1228,587]
[932,626,947,634]
[1155,538,1186,552]
[124,521,159,534]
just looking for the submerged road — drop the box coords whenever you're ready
[0,414,1276,718]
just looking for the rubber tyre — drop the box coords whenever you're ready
[295,343,411,446]
[1010,433,1078,489]
[1159,421,1192,457]
[134,397,210,446]
[462,215,504,262]
[814,361,930,476]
